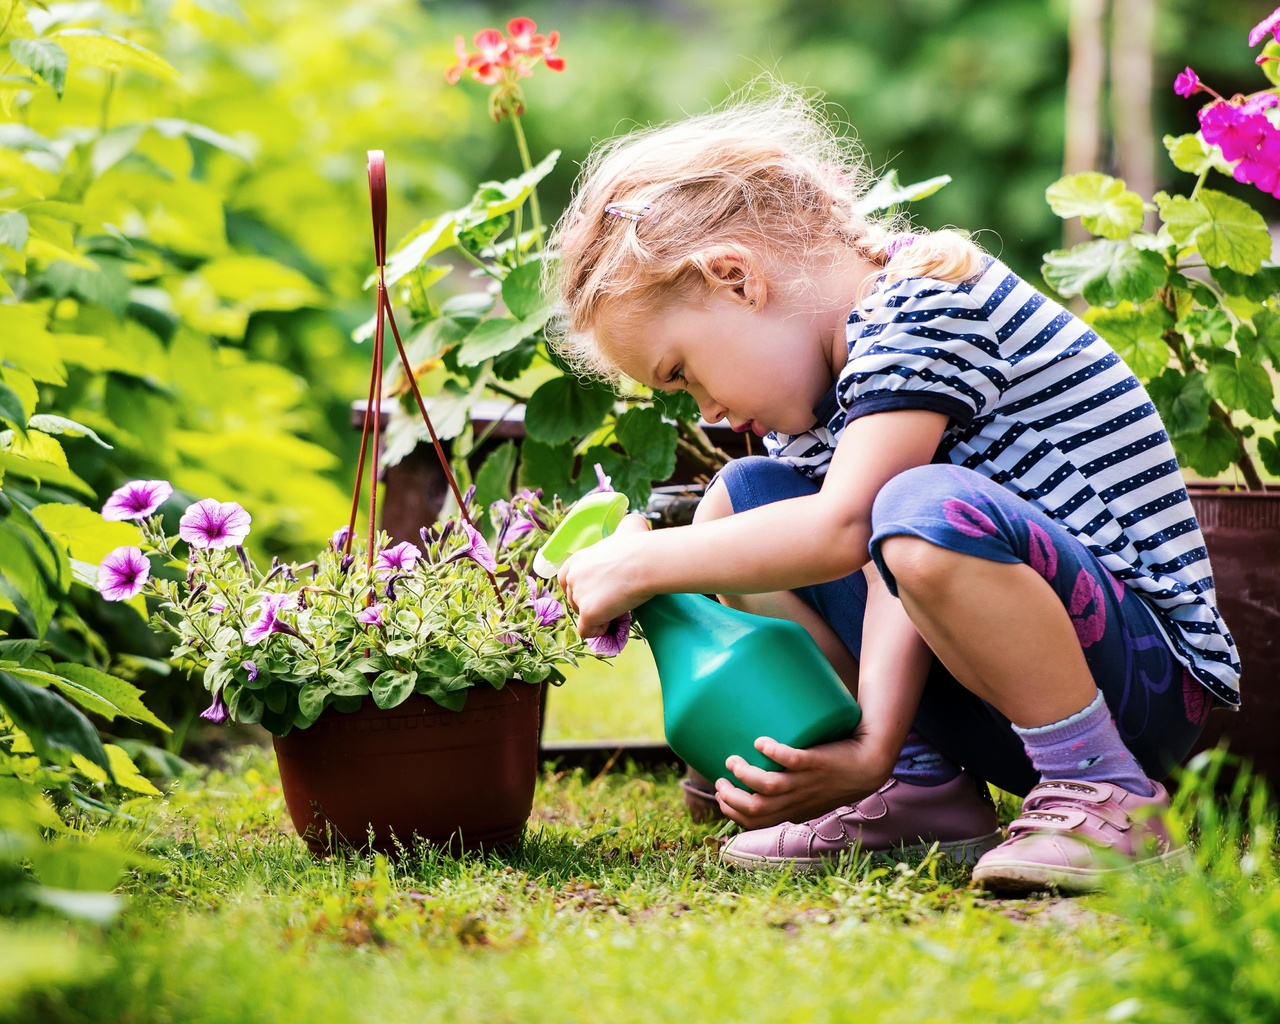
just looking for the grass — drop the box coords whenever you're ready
[7,744,1280,1023]
[542,642,666,741]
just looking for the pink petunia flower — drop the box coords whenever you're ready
[199,693,229,724]
[179,499,251,549]
[101,479,173,521]
[1250,5,1280,47]
[586,612,631,658]
[356,603,385,627]
[375,541,421,576]
[1173,66,1200,98]
[243,592,293,646]
[97,546,150,602]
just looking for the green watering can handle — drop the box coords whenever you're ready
[533,491,631,579]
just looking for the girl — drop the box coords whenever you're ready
[547,87,1240,894]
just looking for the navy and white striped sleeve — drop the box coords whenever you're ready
[835,281,1011,429]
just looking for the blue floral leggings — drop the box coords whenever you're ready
[713,458,1213,796]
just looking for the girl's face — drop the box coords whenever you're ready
[601,277,857,438]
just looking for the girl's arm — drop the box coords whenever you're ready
[559,408,950,634]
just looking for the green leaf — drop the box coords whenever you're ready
[474,442,519,516]
[380,214,460,290]
[853,170,951,215]
[323,667,369,697]
[1045,172,1145,239]
[0,382,26,436]
[501,260,551,322]
[1163,133,1233,177]
[517,439,576,499]
[52,663,169,733]
[1042,239,1167,306]
[1259,434,1280,476]
[1253,309,1280,366]
[371,670,416,710]
[417,648,461,679]
[524,376,616,446]
[0,670,109,772]
[456,311,549,367]
[296,680,331,724]
[0,211,28,251]
[615,405,677,481]
[9,39,68,98]
[1205,362,1275,420]
[1174,418,1239,478]
[1263,40,1280,88]
[1089,303,1171,379]
[475,150,560,222]
[52,30,179,80]
[227,686,263,725]
[26,415,112,449]
[1158,191,1271,274]
[1147,369,1210,438]
[31,503,141,566]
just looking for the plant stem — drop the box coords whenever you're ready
[1190,166,1210,201]
[510,115,543,251]
[453,245,504,281]
[676,420,735,474]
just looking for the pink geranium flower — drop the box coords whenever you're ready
[243,592,293,646]
[1173,66,1200,98]
[1250,5,1280,47]
[101,479,172,521]
[586,612,631,658]
[97,546,150,601]
[179,499,251,549]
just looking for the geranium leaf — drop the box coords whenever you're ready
[1205,362,1275,420]
[501,260,551,322]
[524,376,615,446]
[1163,133,1233,177]
[474,441,519,517]
[1088,301,1172,379]
[1045,172,1145,239]
[1173,419,1239,478]
[1259,434,1280,476]
[1158,191,1271,274]
[1146,369,1210,438]
[615,406,677,480]
[1042,239,1167,306]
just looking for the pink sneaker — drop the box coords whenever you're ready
[720,769,1003,872]
[971,779,1187,895]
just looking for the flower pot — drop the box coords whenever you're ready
[272,681,542,855]
[1186,489,1280,789]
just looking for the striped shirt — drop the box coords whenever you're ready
[765,257,1241,706]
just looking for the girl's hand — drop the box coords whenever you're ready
[558,513,653,639]
[713,734,889,831]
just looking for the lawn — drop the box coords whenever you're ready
[9,734,1279,1024]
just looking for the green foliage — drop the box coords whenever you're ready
[1042,37,1280,487]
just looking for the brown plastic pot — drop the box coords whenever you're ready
[1186,489,1280,789]
[273,681,542,855]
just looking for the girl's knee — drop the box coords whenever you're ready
[877,533,954,589]
[710,455,819,514]
[870,464,960,530]
[693,477,734,524]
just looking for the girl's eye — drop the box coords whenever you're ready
[667,366,686,386]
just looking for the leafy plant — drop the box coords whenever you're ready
[92,480,626,736]
[1042,8,1280,487]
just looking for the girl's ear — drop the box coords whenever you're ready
[690,245,767,308]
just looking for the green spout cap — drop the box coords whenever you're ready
[533,491,630,578]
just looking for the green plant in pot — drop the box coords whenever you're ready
[1041,6,1280,786]
[92,477,626,853]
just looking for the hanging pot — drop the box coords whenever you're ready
[273,681,543,855]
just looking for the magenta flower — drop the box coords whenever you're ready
[101,479,172,521]
[199,693,229,724]
[1233,127,1280,194]
[1199,101,1270,163]
[97,546,150,602]
[243,592,293,646]
[446,522,497,572]
[243,660,258,682]
[356,602,385,627]
[1173,66,1200,98]
[1250,5,1280,47]
[179,499,252,549]
[586,612,631,657]
[375,541,421,576]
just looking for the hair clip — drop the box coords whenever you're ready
[604,201,652,223]
[884,234,917,259]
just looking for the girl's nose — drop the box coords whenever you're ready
[694,390,727,424]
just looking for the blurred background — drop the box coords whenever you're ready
[9,0,1270,747]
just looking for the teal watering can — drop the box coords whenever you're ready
[535,492,862,789]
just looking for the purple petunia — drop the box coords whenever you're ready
[330,525,352,551]
[243,660,258,682]
[179,499,252,549]
[243,592,293,646]
[525,576,565,627]
[498,631,535,652]
[446,522,497,572]
[374,541,421,576]
[199,693,229,724]
[101,480,172,521]
[1173,66,1200,98]
[585,462,613,494]
[586,612,631,658]
[356,602,385,627]
[97,546,151,602]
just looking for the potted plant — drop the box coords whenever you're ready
[92,478,628,854]
[1041,6,1280,783]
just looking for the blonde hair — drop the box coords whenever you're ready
[547,82,987,385]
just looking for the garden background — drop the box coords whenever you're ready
[3,1,1278,1021]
